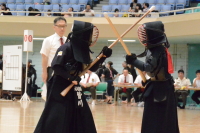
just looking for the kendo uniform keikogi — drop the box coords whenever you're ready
[34,20,112,133]
[126,21,179,133]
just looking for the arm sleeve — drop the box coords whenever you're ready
[187,79,192,86]
[40,38,51,56]
[32,68,37,85]
[95,74,100,83]
[113,69,118,75]
[131,55,158,73]
[118,75,122,83]
[129,75,133,84]
[51,47,74,81]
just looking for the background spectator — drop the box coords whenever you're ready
[62,7,73,17]
[117,69,133,105]
[102,61,119,104]
[47,10,52,17]
[80,70,100,105]
[28,7,41,16]
[134,3,143,17]
[192,70,200,105]
[113,8,119,17]
[0,3,12,15]
[82,4,94,17]
[174,70,191,109]
[129,0,138,12]
[143,3,149,12]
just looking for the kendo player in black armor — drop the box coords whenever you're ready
[126,21,179,133]
[34,20,112,133]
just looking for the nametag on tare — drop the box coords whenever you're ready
[74,86,83,108]
[57,51,63,56]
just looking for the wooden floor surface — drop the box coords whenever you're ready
[0,99,200,133]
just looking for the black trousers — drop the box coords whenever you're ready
[175,90,189,106]
[132,88,143,103]
[47,67,53,100]
[106,80,114,96]
[116,88,132,102]
[191,91,200,104]
[82,86,96,99]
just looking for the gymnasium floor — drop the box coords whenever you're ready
[0,99,200,133]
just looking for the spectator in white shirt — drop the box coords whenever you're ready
[192,70,200,105]
[40,17,67,99]
[132,71,150,106]
[116,68,133,104]
[80,70,100,105]
[82,4,94,17]
[174,70,191,109]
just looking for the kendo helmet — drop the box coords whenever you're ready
[68,20,99,64]
[137,21,170,49]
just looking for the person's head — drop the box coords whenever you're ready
[28,7,34,11]
[53,17,67,37]
[0,54,2,60]
[1,3,6,10]
[122,61,128,68]
[87,70,92,74]
[178,70,184,79]
[68,7,73,12]
[47,10,51,15]
[132,0,137,3]
[123,68,129,76]
[106,61,113,68]
[28,59,32,67]
[86,4,91,10]
[143,3,149,9]
[136,3,142,10]
[196,70,200,79]
[114,8,119,13]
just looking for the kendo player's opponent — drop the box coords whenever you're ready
[34,20,112,133]
[126,21,179,133]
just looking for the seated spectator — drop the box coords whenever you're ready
[116,68,133,105]
[62,7,73,17]
[82,4,94,17]
[80,70,100,105]
[174,70,191,109]
[47,10,52,17]
[128,9,135,17]
[143,3,150,17]
[129,0,138,12]
[0,3,12,15]
[134,3,142,17]
[113,8,119,17]
[28,7,41,16]
[191,70,200,105]
[132,71,150,106]
[143,3,149,12]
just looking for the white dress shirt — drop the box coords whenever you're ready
[193,78,200,87]
[118,74,133,84]
[40,33,67,67]
[174,77,191,87]
[134,74,150,84]
[83,9,94,17]
[80,72,100,84]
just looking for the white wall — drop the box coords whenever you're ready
[0,38,188,86]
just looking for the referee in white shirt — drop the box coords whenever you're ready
[40,17,67,98]
[80,70,100,105]
[116,68,133,104]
